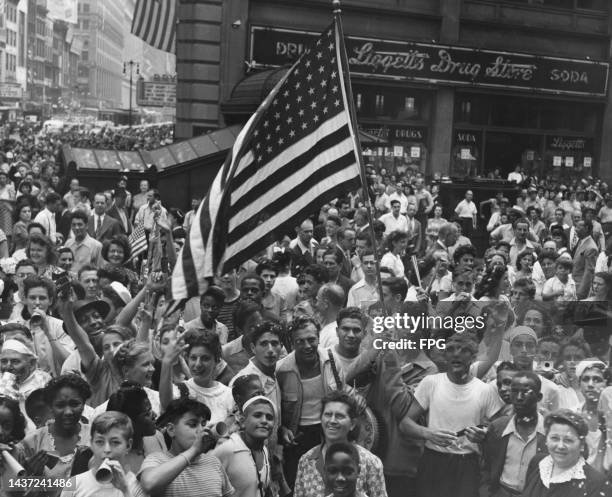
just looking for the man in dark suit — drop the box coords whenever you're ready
[405,203,422,256]
[107,188,132,236]
[572,219,598,300]
[483,371,547,497]
[88,192,124,242]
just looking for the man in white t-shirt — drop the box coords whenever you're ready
[379,200,409,235]
[398,333,503,497]
[454,190,478,239]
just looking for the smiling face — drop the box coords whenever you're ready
[321,401,355,444]
[242,401,274,441]
[187,345,217,384]
[123,352,155,387]
[325,451,359,497]
[580,366,605,404]
[546,423,583,470]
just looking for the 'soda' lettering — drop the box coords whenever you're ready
[550,69,588,84]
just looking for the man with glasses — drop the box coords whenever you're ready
[185,286,229,344]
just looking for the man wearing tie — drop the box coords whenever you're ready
[107,188,132,236]
[88,192,123,242]
[406,202,422,255]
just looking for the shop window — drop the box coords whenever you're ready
[455,95,488,125]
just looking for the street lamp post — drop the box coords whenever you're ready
[123,60,139,127]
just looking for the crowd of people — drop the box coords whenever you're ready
[0,136,608,497]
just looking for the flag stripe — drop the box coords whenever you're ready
[131,0,175,53]
[228,150,357,244]
[231,125,352,213]
[231,112,349,198]
[222,169,360,268]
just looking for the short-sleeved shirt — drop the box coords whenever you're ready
[139,451,234,497]
[61,469,146,497]
[414,373,502,454]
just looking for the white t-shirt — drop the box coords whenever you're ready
[414,373,502,454]
[177,379,234,424]
[319,322,338,349]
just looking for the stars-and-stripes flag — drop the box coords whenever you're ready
[171,17,363,302]
[131,0,176,53]
[128,224,148,261]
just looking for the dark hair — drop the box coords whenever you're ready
[201,286,225,307]
[251,320,284,347]
[157,398,211,427]
[0,396,26,442]
[233,302,263,335]
[98,266,129,286]
[255,259,278,276]
[70,210,88,225]
[91,411,134,441]
[515,249,535,271]
[516,303,552,336]
[559,338,591,364]
[45,192,60,205]
[381,277,408,300]
[325,441,360,468]
[240,273,265,292]
[544,409,588,439]
[592,272,612,300]
[102,235,131,263]
[26,234,56,264]
[43,374,92,405]
[0,322,32,340]
[303,264,330,284]
[23,275,55,301]
[231,374,262,409]
[78,264,98,279]
[58,246,74,259]
[497,361,519,374]
[107,382,150,439]
[323,248,343,265]
[386,230,409,252]
[453,244,476,265]
[336,307,365,328]
[512,277,536,298]
[474,265,506,299]
[15,259,37,273]
[183,330,222,362]
[512,371,542,393]
[287,316,320,339]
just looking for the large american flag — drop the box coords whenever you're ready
[171,20,362,301]
[131,0,175,53]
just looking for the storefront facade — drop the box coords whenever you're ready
[178,0,612,181]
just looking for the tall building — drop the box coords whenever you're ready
[74,0,124,109]
[176,0,612,183]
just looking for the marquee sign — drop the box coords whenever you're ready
[250,26,609,97]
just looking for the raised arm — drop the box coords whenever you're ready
[56,296,97,372]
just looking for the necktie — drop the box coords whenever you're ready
[96,216,101,236]
[571,229,578,251]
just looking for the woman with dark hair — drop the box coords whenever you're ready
[516,303,553,338]
[160,330,235,424]
[513,249,536,283]
[101,235,139,295]
[294,390,386,497]
[11,202,31,253]
[0,396,27,492]
[106,381,166,473]
[26,233,61,279]
[380,230,408,278]
[521,409,609,497]
[17,374,92,492]
[474,265,510,302]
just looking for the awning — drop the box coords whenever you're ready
[221,67,289,115]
